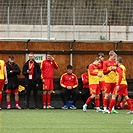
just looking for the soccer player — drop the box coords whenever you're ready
[0,59,8,110]
[98,53,105,108]
[22,52,41,109]
[103,50,118,113]
[41,52,58,109]
[60,65,79,109]
[6,55,21,109]
[81,65,90,103]
[83,57,102,112]
[108,57,133,114]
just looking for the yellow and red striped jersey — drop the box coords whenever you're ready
[103,60,117,83]
[116,64,127,86]
[88,63,99,85]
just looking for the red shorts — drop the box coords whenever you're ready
[6,89,18,94]
[43,78,54,91]
[89,84,100,95]
[113,84,128,96]
[0,79,4,91]
[99,81,105,91]
[104,83,116,94]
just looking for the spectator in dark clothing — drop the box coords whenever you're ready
[6,55,21,109]
[22,52,41,109]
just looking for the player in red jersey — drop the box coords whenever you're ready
[103,50,118,113]
[0,59,8,110]
[108,57,133,114]
[83,57,102,112]
[97,53,105,108]
[81,65,90,104]
[60,65,79,109]
[41,52,58,109]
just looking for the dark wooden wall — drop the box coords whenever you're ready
[0,41,133,79]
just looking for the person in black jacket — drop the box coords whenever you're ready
[6,55,21,109]
[22,52,41,109]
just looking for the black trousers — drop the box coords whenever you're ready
[60,87,80,106]
[25,81,38,108]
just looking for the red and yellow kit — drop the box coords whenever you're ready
[81,72,89,89]
[41,59,58,79]
[113,64,128,96]
[88,63,100,95]
[103,59,117,83]
[41,59,58,91]
[60,73,78,89]
[0,60,6,91]
[98,60,105,90]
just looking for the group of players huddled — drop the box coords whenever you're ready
[82,50,133,114]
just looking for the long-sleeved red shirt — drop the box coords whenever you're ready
[81,72,89,88]
[41,59,58,79]
[60,73,78,89]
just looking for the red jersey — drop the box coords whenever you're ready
[60,73,78,89]
[88,63,99,85]
[81,72,89,88]
[116,64,127,86]
[98,60,105,82]
[103,59,117,83]
[41,59,58,79]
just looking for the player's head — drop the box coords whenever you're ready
[46,52,52,60]
[29,52,34,61]
[116,56,123,64]
[8,55,14,63]
[109,50,117,60]
[98,52,104,61]
[94,57,101,65]
[67,65,73,74]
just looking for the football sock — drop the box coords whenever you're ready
[86,97,93,105]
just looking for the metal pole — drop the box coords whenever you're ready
[106,8,108,40]
[41,7,43,38]
[70,42,73,66]
[73,7,75,40]
[47,0,50,39]
[7,6,10,38]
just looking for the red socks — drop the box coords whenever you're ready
[43,93,51,106]
[95,98,100,107]
[86,97,93,105]
[109,99,116,111]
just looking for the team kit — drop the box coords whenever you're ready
[0,51,133,114]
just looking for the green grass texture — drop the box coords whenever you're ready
[0,109,133,133]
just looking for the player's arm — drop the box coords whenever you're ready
[81,74,88,85]
[72,75,78,89]
[60,74,66,88]
[103,61,111,75]
[4,64,8,84]
[116,67,123,86]
[89,65,98,76]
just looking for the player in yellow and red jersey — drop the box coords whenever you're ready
[0,59,8,110]
[108,57,133,114]
[103,50,118,113]
[83,57,102,112]
[97,53,105,108]
[41,52,58,109]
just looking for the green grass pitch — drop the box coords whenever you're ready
[0,109,133,133]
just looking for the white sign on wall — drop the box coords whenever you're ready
[26,54,46,63]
